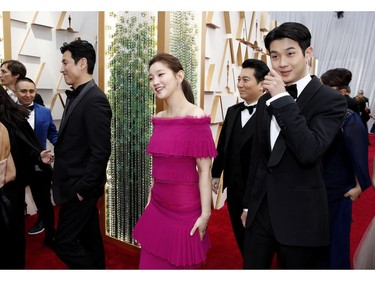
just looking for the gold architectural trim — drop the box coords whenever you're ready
[236,17,244,41]
[98,12,105,91]
[56,12,67,29]
[31,11,38,24]
[157,12,169,54]
[50,92,65,112]
[228,38,234,63]
[218,38,234,86]
[218,39,228,85]
[236,44,243,67]
[210,95,224,124]
[56,74,64,90]
[156,12,170,113]
[224,11,231,34]
[2,12,12,60]
[97,11,106,238]
[34,62,45,86]
[206,64,215,91]
[206,11,219,29]
[18,28,31,55]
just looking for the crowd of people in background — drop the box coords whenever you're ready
[0,21,374,270]
[0,39,111,269]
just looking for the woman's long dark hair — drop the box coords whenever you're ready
[0,85,30,128]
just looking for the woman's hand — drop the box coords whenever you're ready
[190,214,210,241]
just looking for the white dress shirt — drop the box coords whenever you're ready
[266,74,312,150]
[6,89,18,103]
[241,101,257,127]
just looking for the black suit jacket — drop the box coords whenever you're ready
[244,76,347,247]
[212,102,256,191]
[52,80,112,205]
[4,119,50,188]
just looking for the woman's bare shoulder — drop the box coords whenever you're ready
[187,104,205,117]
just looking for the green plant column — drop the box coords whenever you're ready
[105,11,156,244]
[170,11,200,104]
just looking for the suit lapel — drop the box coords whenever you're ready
[239,114,256,147]
[33,104,41,137]
[257,94,271,160]
[15,123,43,152]
[223,104,242,152]
[296,76,321,112]
[268,134,286,167]
[267,76,321,167]
[59,80,96,133]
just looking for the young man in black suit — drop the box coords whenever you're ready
[211,59,269,258]
[241,22,347,269]
[52,39,112,269]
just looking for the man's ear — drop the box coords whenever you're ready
[305,46,313,62]
[80,57,88,71]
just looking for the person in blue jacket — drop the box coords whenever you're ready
[15,77,58,247]
[320,67,372,268]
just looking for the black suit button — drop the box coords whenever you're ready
[267,167,272,173]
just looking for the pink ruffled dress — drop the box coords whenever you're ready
[133,116,217,269]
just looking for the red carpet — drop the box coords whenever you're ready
[25,135,375,269]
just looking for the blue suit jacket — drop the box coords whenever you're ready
[33,103,58,149]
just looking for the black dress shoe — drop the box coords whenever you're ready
[28,220,45,235]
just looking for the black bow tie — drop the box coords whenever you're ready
[285,84,298,99]
[240,103,256,115]
[65,89,79,99]
[27,105,34,111]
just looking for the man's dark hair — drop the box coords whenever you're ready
[15,76,36,88]
[60,39,96,74]
[241,59,270,83]
[1,60,27,78]
[320,68,352,88]
[264,22,312,55]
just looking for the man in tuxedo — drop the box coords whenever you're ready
[52,39,112,269]
[241,22,347,269]
[211,59,269,258]
[14,77,58,247]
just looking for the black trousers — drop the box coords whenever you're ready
[54,196,105,269]
[29,170,55,238]
[243,197,326,269]
[226,183,245,257]
[0,181,26,269]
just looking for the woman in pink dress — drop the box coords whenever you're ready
[133,53,217,269]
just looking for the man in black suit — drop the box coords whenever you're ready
[241,22,347,269]
[211,59,269,258]
[52,39,112,269]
